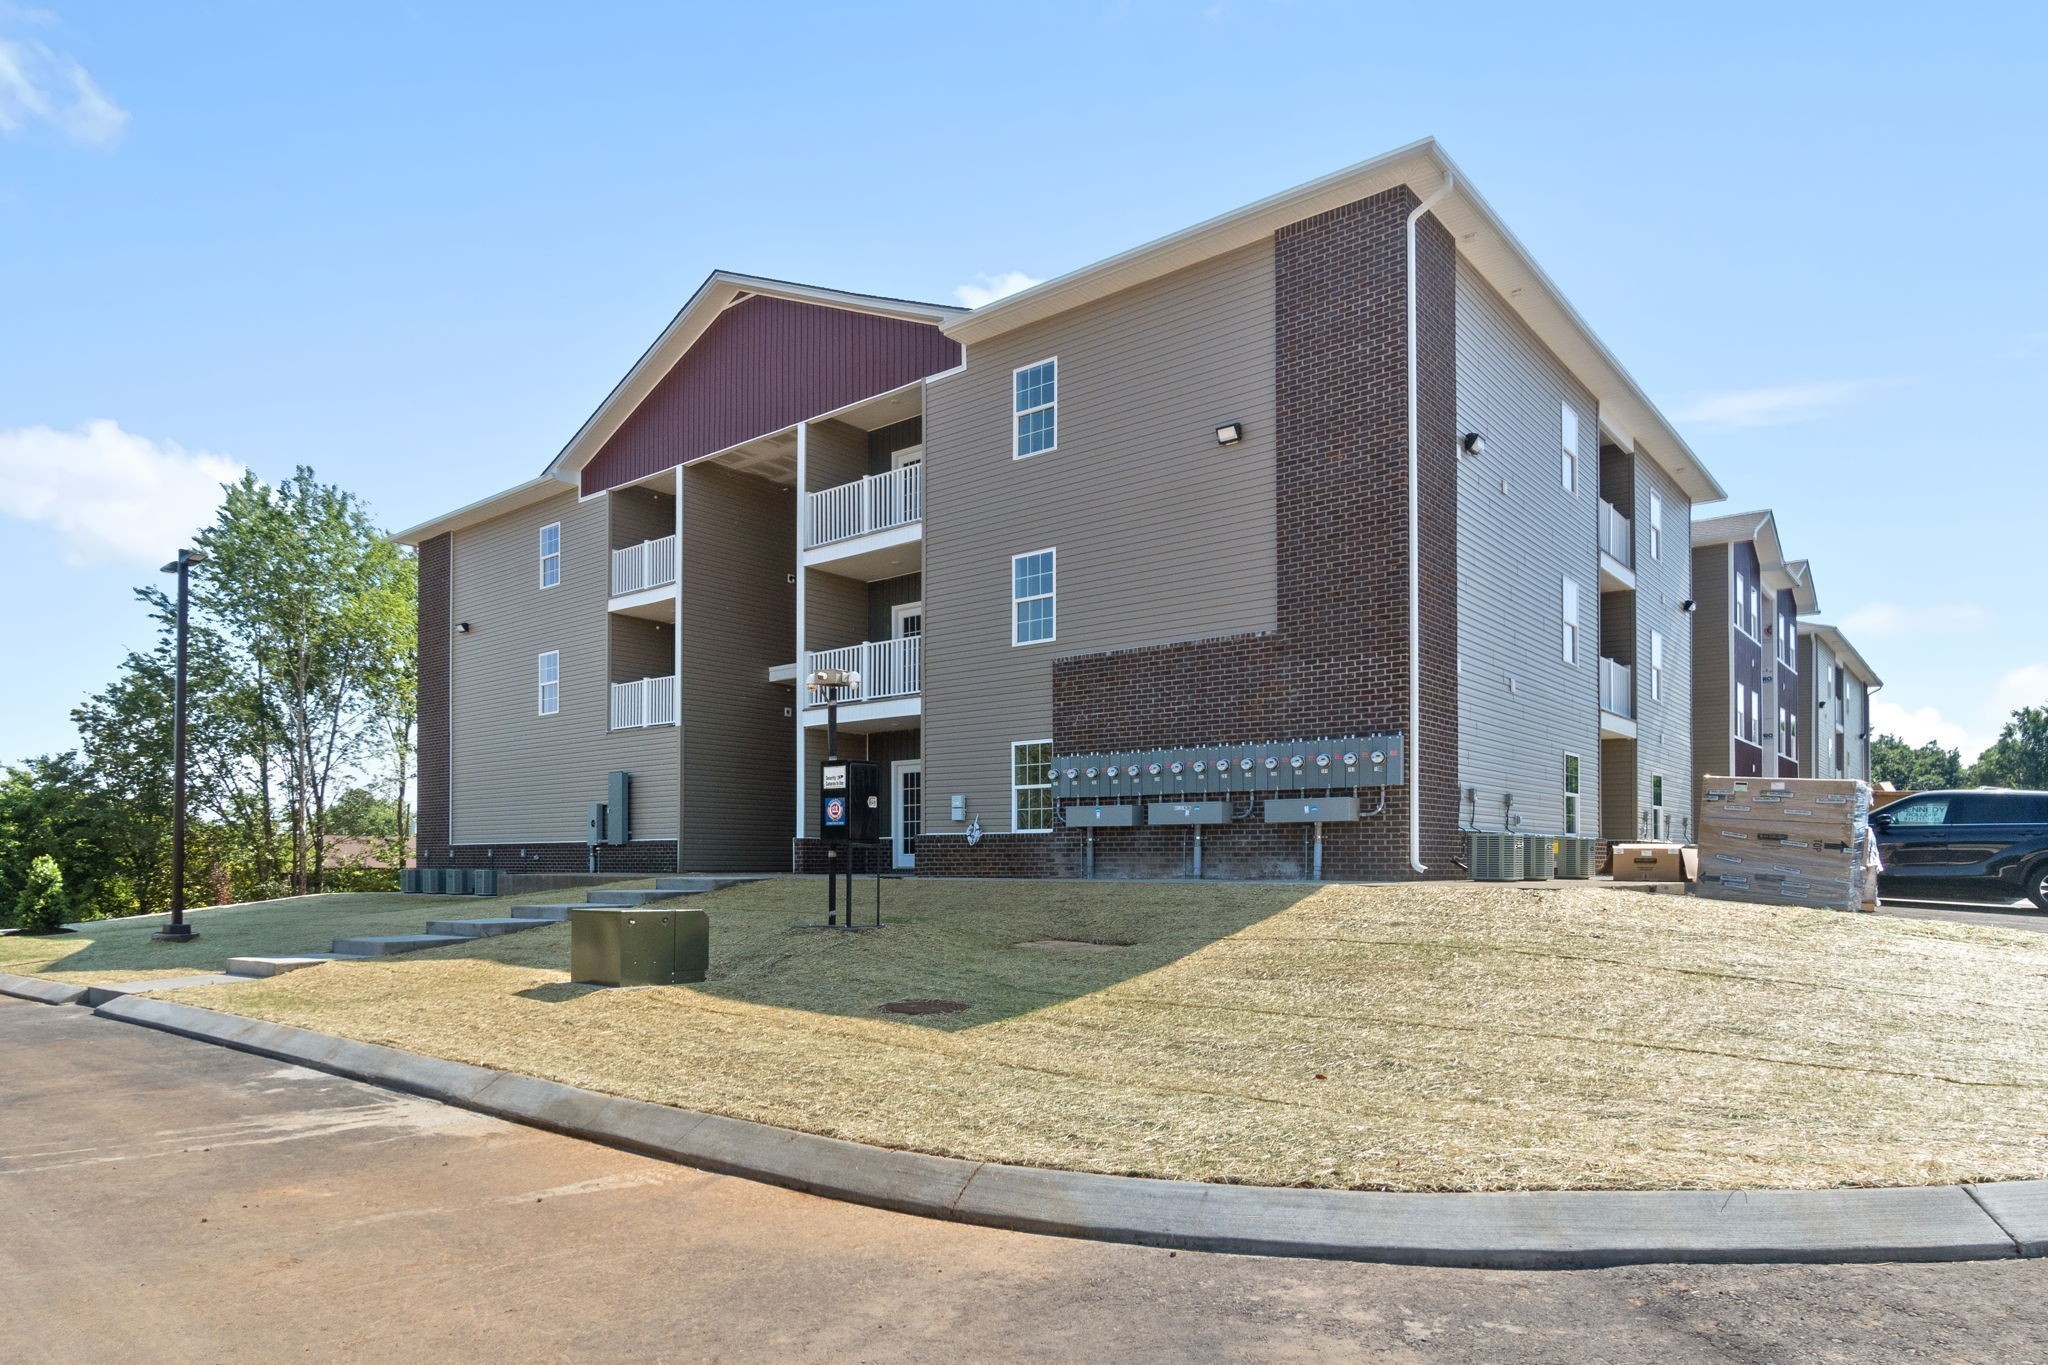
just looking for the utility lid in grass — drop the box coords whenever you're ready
[879,998,970,1015]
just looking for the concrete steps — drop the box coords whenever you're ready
[657,876,765,893]
[330,933,471,956]
[424,917,546,939]
[583,888,685,907]
[226,954,355,978]
[509,904,577,922]
[82,974,247,1007]
[319,877,760,960]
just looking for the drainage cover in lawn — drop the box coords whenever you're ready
[880,998,970,1015]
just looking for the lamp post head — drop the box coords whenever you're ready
[160,548,209,574]
[807,667,860,691]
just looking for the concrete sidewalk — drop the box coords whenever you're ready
[34,984,2042,1270]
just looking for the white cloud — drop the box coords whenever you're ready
[1870,699,1979,760]
[952,271,1041,309]
[1674,379,1881,429]
[0,29,128,148]
[0,421,241,566]
[1838,601,1992,640]
[1992,664,2048,715]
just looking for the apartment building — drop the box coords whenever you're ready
[1689,510,1820,783]
[399,138,1728,881]
[1798,623,1882,781]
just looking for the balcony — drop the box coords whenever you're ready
[610,674,678,730]
[802,466,922,578]
[1598,500,1635,591]
[1599,656,1636,738]
[802,636,922,712]
[612,534,677,597]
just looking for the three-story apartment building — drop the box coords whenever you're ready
[1689,510,1820,782]
[399,139,1728,881]
[1798,622,1882,781]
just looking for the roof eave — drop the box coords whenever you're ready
[390,473,576,546]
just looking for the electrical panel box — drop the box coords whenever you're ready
[607,771,631,846]
[570,906,709,987]
[1147,801,1231,826]
[1065,803,1137,827]
[820,760,881,843]
[1263,796,1362,824]
[1055,735,1403,799]
[587,801,608,847]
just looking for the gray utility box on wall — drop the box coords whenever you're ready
[1054,734,1404,802]
[570,906,709,988]
[1065,804,1138,827]
[1146,801,1231,826]
[1264,796,1361,824]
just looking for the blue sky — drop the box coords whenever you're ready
[1,0,2041,764]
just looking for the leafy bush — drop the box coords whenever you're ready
[16,855,68,933]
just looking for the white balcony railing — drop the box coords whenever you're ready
[1598,500,1633,568]
[611,535,678,597]
[1599,657,1635,719]
[610,675,678,730]
[803,636,922,707]
[805,464,921,550]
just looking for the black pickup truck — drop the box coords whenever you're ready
[1872,788,2048,910]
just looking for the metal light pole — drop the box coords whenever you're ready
[153,548,208,943]
[808,667,858,927]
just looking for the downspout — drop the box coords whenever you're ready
[1405,168,1453,874]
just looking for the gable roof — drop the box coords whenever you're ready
[1692,509,1820,612]
[1803,622,1883,688]
[942,137,1725,505]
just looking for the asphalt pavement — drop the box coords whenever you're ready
[5,995,2047,1362]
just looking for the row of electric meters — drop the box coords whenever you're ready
[1066,795,1366,827]
[1054,735,1405,800]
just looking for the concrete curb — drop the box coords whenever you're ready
[82,994,2048,1269]
[0,971,88,1006]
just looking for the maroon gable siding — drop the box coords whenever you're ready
[580,296,961,495]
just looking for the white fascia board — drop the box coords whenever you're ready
[389,473,577,546]
[1805,623,1882,688]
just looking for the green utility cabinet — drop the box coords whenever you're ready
[569,906,709,987]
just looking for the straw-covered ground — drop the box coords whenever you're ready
[0,883,654,984]
[151,877,2048,1192]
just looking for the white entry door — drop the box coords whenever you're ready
[892,759,922,870]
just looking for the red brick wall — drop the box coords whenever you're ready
[932,184,1461,881]
[416,534,452,864]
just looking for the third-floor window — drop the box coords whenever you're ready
[1014,359,1057,458]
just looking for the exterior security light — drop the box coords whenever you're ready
[456,622,472,633]
[159,547,209,574]
[1679,599,1698,614]
[1214,422,1244,446]
[1460,432,1486,458]
[808,667,860,690]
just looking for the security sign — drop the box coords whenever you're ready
[824,796,848,828]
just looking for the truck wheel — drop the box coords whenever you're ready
[2030,860,2048,913]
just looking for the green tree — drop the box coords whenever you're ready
[1870,733,1964,790]
[0,755,124,923]
[1969,705,2048,790]
[15,854,67,934]
[325,786,398,836]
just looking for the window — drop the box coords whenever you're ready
[1012,740,1053,832]
[537,650,560,716]
[1648,493,1663,560]
[1649,630,1665,701]
[892,601,923,638]
[1748,583,1760,636]
[1749,688,1761,744]
[1887,797,1949,826]
[1012,549,1056,645]
[1780,617,1797,667]
[538,522,561,589]
[1559,402,1579,493]
[1561,577,1580,665]
[1651,774,1666,838]
[1563,754,1581,834]
[1787,710,1798,758]
[1735,681,1748,741]
[1013,359,1057,458]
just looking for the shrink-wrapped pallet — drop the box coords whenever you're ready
[1694,776,1872,913]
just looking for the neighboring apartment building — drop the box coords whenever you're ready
[1689,510,1820,784]
[398,138,1727,881]
[1798,623,1882,781]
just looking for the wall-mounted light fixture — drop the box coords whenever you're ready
[1214,422,1244,446]
[1460,432,1486,458]
[456,622,472,633]
[1679,600,1697,614]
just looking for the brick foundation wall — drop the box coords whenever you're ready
[941,184,1461,881]
[790,839,892,875]
[421,841,679,875]
[415,533,452,861]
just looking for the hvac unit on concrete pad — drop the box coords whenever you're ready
[1553,836,1597,879]
[1467,832,1522,881]
[1522,834,1557,881]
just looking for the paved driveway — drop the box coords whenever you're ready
[4,995,2045,1362]
[1881,895,2048,934]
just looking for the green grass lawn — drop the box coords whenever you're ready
[153,876,2048,1193]
[0,883,649,984]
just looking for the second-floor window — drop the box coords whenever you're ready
[1649,630,1665,701]
[1563,753,1581,834]
[538,650,560,716]
[1648,494,1663,560]
[1014,358,1057,458]
[539,522,561,588]
[1560,401,1579,494]
[1013,548,1056,644]
[1736,681,1750,743]
[1780,618,1797,668]
[1560,576,1580,665]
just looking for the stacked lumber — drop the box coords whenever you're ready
[1693,776,1874,913]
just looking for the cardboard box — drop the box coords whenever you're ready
[1612,842,1687,882]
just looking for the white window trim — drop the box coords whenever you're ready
[1012,357,1058,460]
[1012,739,1054,833]
[1649,630,1664,701]
[1012,547,1056,646]
[538,522,562,590]
[892,600,923,639]
[1561,576,1580,665]
[537,650,560,716]
[890,443,924,471]
[1562,752,1581,835]
[1735,681,1748,742]
[1560,401,1579,495]
[1651,773,1666,837]
[1647,493,1662,560]
[1732,569,1760,642]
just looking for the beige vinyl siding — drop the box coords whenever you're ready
[806,419,867,493]
[679,463,796,869]
[610,616,673,684]
[1453,258,1602,836]
[921,240,1279,832]
[609,485,674,551]
[1690,543,1732,782]
[804,568,868,652]
[450,490,680,844]
[1631,455,1693,838]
